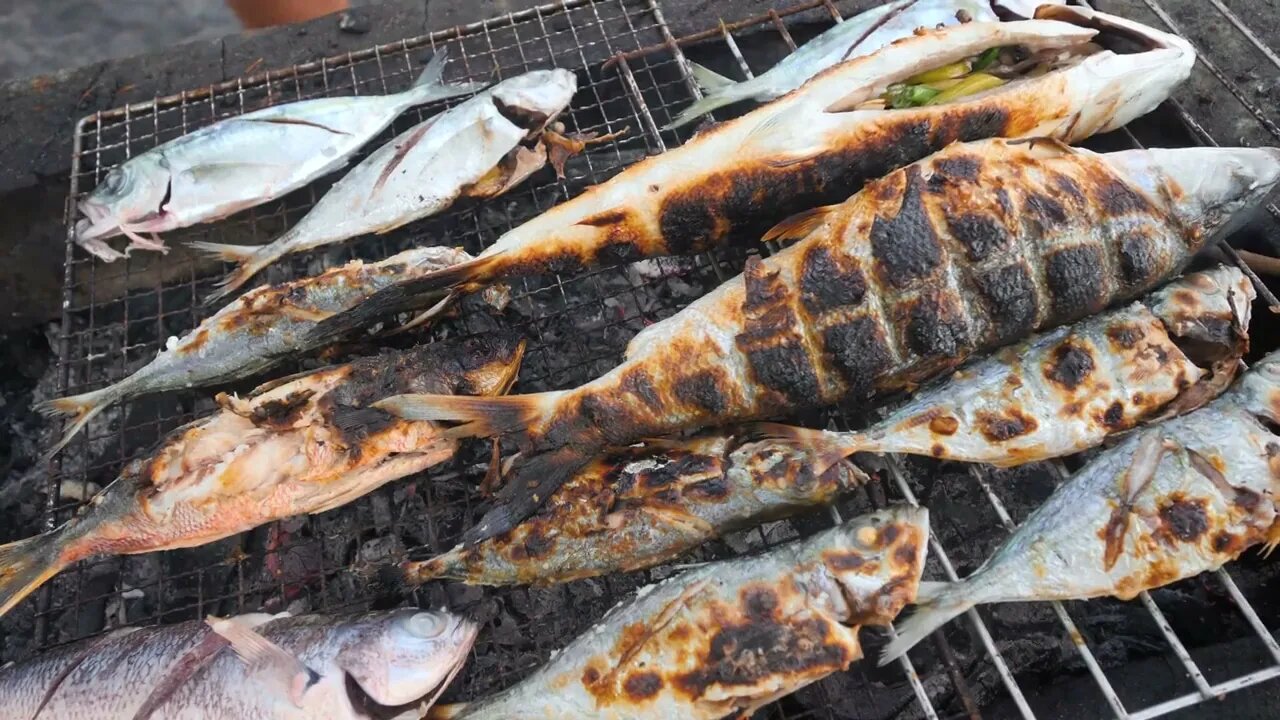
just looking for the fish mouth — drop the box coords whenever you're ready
[342,621,479,719]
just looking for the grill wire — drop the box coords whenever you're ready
[16,0,1280,717]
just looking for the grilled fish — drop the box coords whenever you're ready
[193,69,579,301]
[0,609,476,719]
[362,7,1194,313]
[438,506,927,720]
[759,264,1254,473]
[401,433,865,586]
[2,335,524,618]
[37,246,507,456]
[665,0,1060,129]
[74,50,485,261]
[377,139,1280,543]
[881,349,1280,664]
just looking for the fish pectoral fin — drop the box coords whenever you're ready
[636,505,715,536]
[605,577,710,686]
[206,615,321,708]
[463,145,548,199]
[278,305,337,323]
[183,161,294,184]
[742,104,825,168]
[1005,136,1080,157]
[761,205,841,244]
[1101,433,1169,570]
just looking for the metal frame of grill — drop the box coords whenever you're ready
[29,0,1280,717]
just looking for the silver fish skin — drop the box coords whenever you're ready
[760,265,1254,471]
[664,0,1063,129]
[36,246,495,457]
[74,49,486,261]
[881,350,1280,664]
[447,506,927,720]
[0,609,477,719]
[192,69,579,301]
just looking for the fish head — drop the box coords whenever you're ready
[1103,147,1280,247]
[391,332,526,397]
[76,154,173,242]
[1148,265,1254,363]
[489,68,578,132]
[819,505,928,626]
[1225,349,1280,425]
[335,609,479,707]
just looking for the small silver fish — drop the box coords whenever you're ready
[664,0,1061,129]
[757,265,1254,473]
[74,50,485,261]
[192,69,579,301]
[37,246,504,456]
[442,506,927,720]
[880,350,1280,665]
[0,609,477,719]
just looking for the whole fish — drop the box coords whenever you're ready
[759,264,1254,473]
[0,608,477,719]
[37,246,507,456]
[2,335,524,617]
[400,433,865,586]
[74,50,485,261]
[665,0,1061,129]
[438,506,927,720]
[359,7,1194,315]
[881,349,1280,665]
[193,69,580,301]
[377,139,1280,543]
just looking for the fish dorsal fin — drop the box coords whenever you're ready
[1005,136,1079,158]
[742,104,826,169]
[761,204,841,244]
[205,616,321,708]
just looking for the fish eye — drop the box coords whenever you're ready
[405,612,448,638]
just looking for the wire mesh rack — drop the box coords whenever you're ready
[20,0,1280,717]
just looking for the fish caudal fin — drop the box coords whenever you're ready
[879,582,972,666]
[189,241,280,304]
[0,533,70,617]
[462,445,592,545]
[426,703,469,720]
[35,386,120,460]
[662,63,754,130]
[403,47,488,107]
[747,423,860,477]
[373,390,564,440]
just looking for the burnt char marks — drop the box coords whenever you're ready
[870,167,943,288]
[901,290,972,362]
[1044,245,1109,320]
[1044,341,1096,390]
[1118,229,1164,288]
[739,257,822,406]
[946,212,1010,262]
[623,672,664,701]
[1095,178,1155,217]
[744,344,822,406]
[932,155,981,183]
[821,316,895,397]
[1157,495,1210,544]
[675,371,730,415]
[800,246,867,314]
[971,263,1039,345]
[975,408,1039,442]
[1024,192,1070,232]
[620,370,661,410]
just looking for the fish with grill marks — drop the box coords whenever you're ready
[0,334,523,619]
[0,609,476,719]
[757,264,1254,473]
[355,7,1194,316]
[881,349,1280,665]
[398,433,865,586]
[432,506,926,720]
[36,246,507,456]
[377,139,1280,544]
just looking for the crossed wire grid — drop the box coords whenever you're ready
[32,0,1280,717]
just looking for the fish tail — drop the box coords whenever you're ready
[373,390,565,440]
[746,422,861,477]
[0,532,72,617]
[462,445,593,545]
[35,385,121,459]
[397,555,455,587]
[403,47,488,107]
[426,703,469,719]
[189,241,281,304]
[878,581,972,666]
[662,64,755,130]
[399,251,509,298]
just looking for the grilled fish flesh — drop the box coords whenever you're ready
[758,264,1254,473]
[0,609,476,719]
[881,349,1280,664]
[665,0,1061,129]
[2,335,523,617]
[362,7,1194,313]
[74,50,484,261]
[437,506,926,719]
[401,433,865,586]
[377,139,1280,543]
[37,246,506,456]
[193,69,579,301]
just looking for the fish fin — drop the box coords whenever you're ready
[190,241,282,304]
[1262,521,1280,558]
[75,232,128,262]
[36,386,120,460]
[1102,433,1168,571]
[373,118,440,198]
[382,293,458,337]
[403,47,488,106]
[479,438,505,496]
[0,532,70,617]
[373,391,562,439]
[690,60,736,91]
[1005,136,1079,157]
[132,630,235,720]
[761,204,841,244]
[745,423,859,477]
[426,703,469,720]
[741,104,824,168]
[879,583,971,666]
[398,554,454,587]
[662,64,757,131]
[206,615,321,708]
[461,446,592,545]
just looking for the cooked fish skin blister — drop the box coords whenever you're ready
[73,49,485,261]
[0,609,477,719]
[759,264,1255,471]
[444,506,927,720]
[403,433,865,586]
[0,335,524,618]
[880,350,1280,664]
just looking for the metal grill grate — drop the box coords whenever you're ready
[25,0,1280,717]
